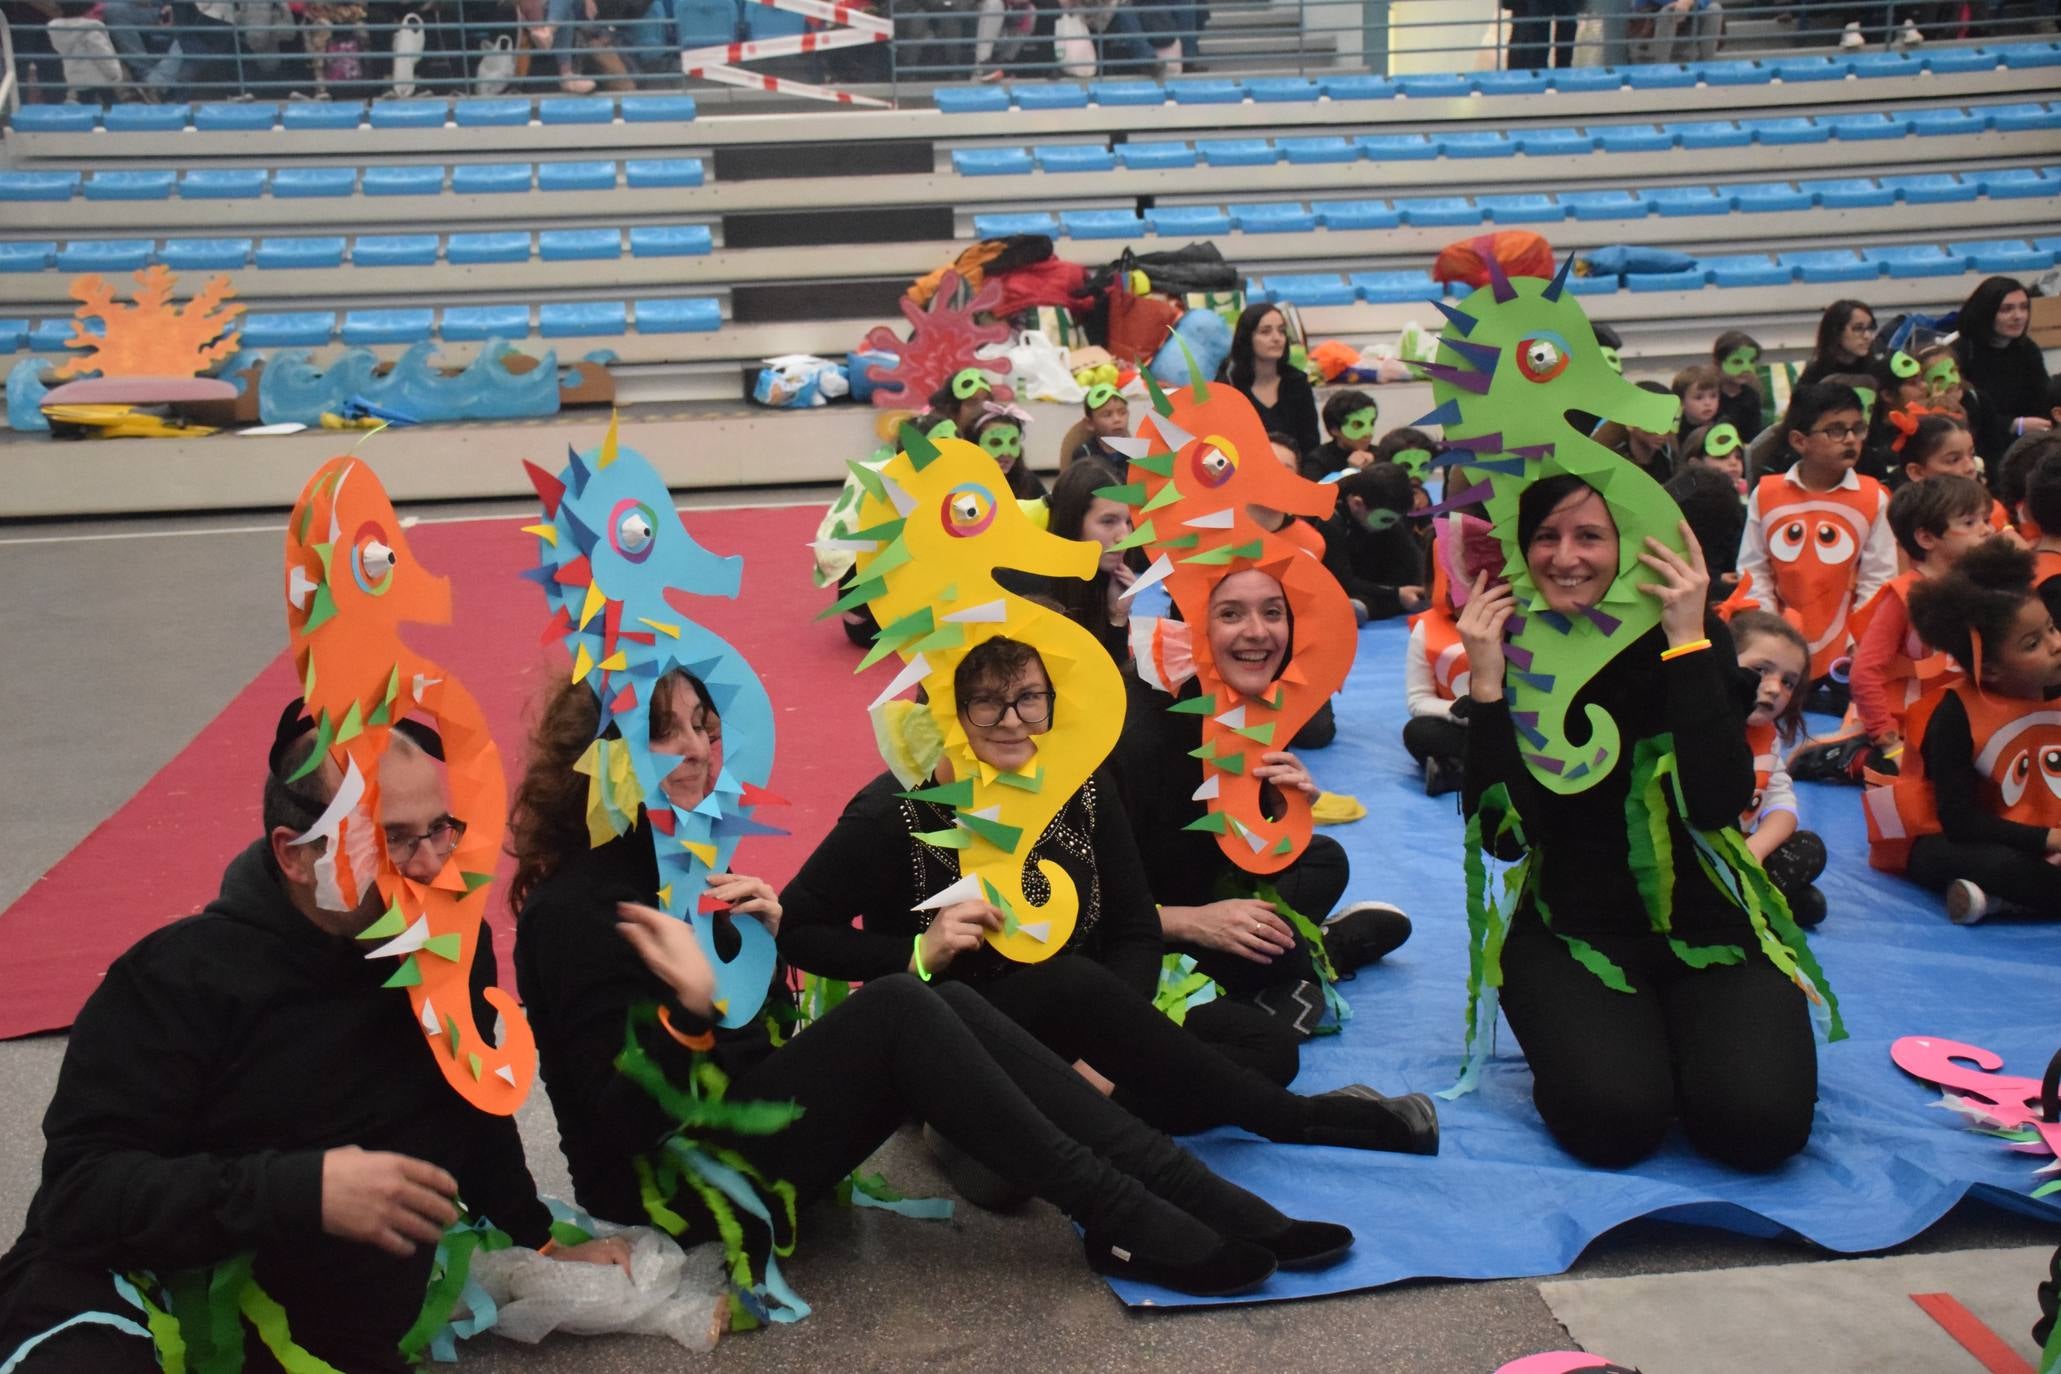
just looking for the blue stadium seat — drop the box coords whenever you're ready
[1476,194,1563,224]
[1166,79,1245,104]
[1259,275,1355,307]
[1246,76,1320,102]
[282,102,363,129]
[954,148,1034,175]
[1697,60,1766,86]
[1648,185,1731,216]
[194,102,277,131]
[1666,120,1750,149]
[971,213,1060,237]
[368,99,448,128]
[1515,128,1594,156]
[28,319,87,351]
[352,235,439,267]
[362,165,445,196]
[451,163,533,194]
[627,225,714,256]
[1977,167,2054,199]
[1824,112,1910,140]
[1702,255,1794,287]
[0,171,80,201]
[539,301,627,337]
[1230,202,1316,233]
[1474,69,1549,96]
[1439,132,1515,158]
[936,86,1009,113]
[1995,42,2061,68]
[240,312,338,347]
[2036,236,2061,256]
[1622,62,1696,88]
[1769,55,1847,82]
[14,106,98,132]
[1550,67,1622,92]
[539,161,617,192]
[1559,190,1649,221]
[634,298,723,332]
[454,98,533,127]
[1728,182,1814,213]
[1393,195,1475,225]
[1849,51,1928,80]
[1353,133,1436,161]
[624,158,704,188]
[1278,137,1357,164]
[1905,107,1989,137]
[1990,102,2061,132]
[58,240,155,271]
[1016,84,1090,109]
[1741,117,1827,145]
[106,104,190,131]
[0,243,56,273]
[160,237,253,270]
[1949,238,2054,272]
[1117,142,1198,170]
[1319,74,1395,100]
[1592,125,1673,153]
[343,309,435,344]
[1035,144,1118,173]
[1778,249,1879,283]
[545,96,622,124]
[538,229,622,260]
[1144,206,1232,235]
[179,169,267,199]
[1860,245,1964,279]
[439,305,532,341]
[1797,178,1893,209]
[1397,73,1472,99]
[1924,47,1995,73]
[0,321,27,352]
[1060,210,1146,239]
[84,171,177,200]
[1880,173,1975,204]
[1628,268,1709,292]
[446,232,532,264]
[1348,271,1440,303]
[1196,139,1276,167]
[256,237,348,270]
[1089,81,1166,106]
[271,167,357,197]
[1314,201,1400,230]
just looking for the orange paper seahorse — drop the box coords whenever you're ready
[284,457,534,1115]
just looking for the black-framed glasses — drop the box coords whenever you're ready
[963,691,1054,728]
[387,817,466,865]
[1807,424,1866,442]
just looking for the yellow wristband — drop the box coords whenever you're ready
[1660,637,1712,662]
[912,933,933,982]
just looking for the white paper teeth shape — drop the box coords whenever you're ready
[364,914,433,961]
[287,564,317,610]
[915,873,986,911]
[419,996,440,1034]
[1018,921,1052,944]
[494,1064,518,1085]
[1191,775,1221,801]
[943,599,1009,624]
[1183,508,1237,530]
[1103,436,1154,459]
[1215,705,1248,728]
[1152,415,1196,451]
[869,653,931,711]
[1120,554,1176,603]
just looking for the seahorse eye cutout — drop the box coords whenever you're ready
[352,523,397,596]
[1189,435,1241,488]
[943,483,997,537]
[610,498,660,563]
[1516,332,1572,383]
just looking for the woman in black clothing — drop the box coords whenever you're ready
[778,636,1440,1151]
[1219,304,1321,460]
[1457,474,1821,1171]
[1030,460,1140,668]
[511,669,1357,1301]
[1794,299,1876,389]
[1955,276,2054,461]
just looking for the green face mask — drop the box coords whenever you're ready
[1703,422,1742,458]
[979,423,1023,462]
[1393,447,1433,479]
[1720,346,1758,377]
[1852,387,1877,422]
[1084,383,1117,410]
[1926,357,1961,393]
[1889,350,1921,379]
[929,420,959,441]
[951,368,991,401]
[1599,346,1623,375]
[1338,406,1378,444]
[1362,507,1403,532]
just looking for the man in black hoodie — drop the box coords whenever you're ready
[0,710,623,1372]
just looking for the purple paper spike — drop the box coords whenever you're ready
[1419,362,1492,395]
[1445,337,1503,375]
[1583,606,1622,635]
[1432,299,1478,334]
[1439,478,1496,508]
[1484,254,1516,303]
[1505,643,1534,669]
[1512,710,1539,728]
[1524,752,1567,774]
[1505,615,1526,636]
[1509,443,1556,460]
[1593,746,1610,765]
[1471,458,1529,476]
[1537,611,1573,634]
[1542,252,1575,302]
[1443,431,1507,453]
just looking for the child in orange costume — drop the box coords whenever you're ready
[1736,382,1897,708]
[2022,446,2061,623]
[1865,540,2061,921]
[1401,510,1489,798]
[1728,611,1827,928]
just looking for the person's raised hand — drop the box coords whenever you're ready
[616,902,716,1016]
[321,1146,459,1257]
[1457,572,1515,700]
[1636,519,1712,647]
[703,871,781,937]
[1251,750,1318,798]
[915,899,1003,976]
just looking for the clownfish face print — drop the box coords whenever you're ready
[1973,710,2061,830]
[1764,499,1871,657]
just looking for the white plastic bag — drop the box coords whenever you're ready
[476,34,516,95]
[468,1227,727,1352]
[1054,12,1096,79]
[391,12,426,97]
[1002,329,1084,404]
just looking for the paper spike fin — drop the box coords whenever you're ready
[1144,369,1174,418]
[1543,252,1575,302]
[564,443,590,497]
[1412,398,1467,429]
[523,459,565,517]
[1432,299,1478,334]
[901,422,941,470]
[1444,338,1503,375]
[597,411,621,469]
[1419,362,1493,395]
[1484,252,1516,303]
[1177,335,1209,403]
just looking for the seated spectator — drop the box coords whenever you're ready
[1679,422,1747,496]
[1373,425,1442,513]
[1711,330,1768,441]
[304,1,370,96]
[1304,390,1379,482]
[1060,385,1132,472]
[1253,433,1331,563]
[1797,300,1876,388]
[1955,276,2052,462]
[1401,559,1474,797]
[1665,463,1745,601]
[970,404,1047,502]
[1672,364,1723,448]
[1316,464,1430,622]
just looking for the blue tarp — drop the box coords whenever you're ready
[1106,617,2061,1307]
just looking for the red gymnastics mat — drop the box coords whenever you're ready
[0,504,882,1040]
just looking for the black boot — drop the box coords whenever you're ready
[1114,1130,1357,1271]
[1289,1083,1441,1155]
[1081,1231,1277,1297]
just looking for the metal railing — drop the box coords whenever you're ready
[1,1,2052,115]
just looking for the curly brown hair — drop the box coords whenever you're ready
[508,668,713,915]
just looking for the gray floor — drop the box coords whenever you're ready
[1,504,2052,1373]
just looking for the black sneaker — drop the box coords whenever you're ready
[1303,1084,1440,1155]
[1322,903,1412,978]
[1789,735,1868,784]
[1082,1232,1276,1297]
[1423,756,1464,797]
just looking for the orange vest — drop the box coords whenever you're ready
[1412,607,1470,701]
[1849,570,1961,731]
[1741,719,1780,831]
[1751,471,1887,681]
[1990,500,2011,533]
[1864,682,2061,872]
[2035,548,2061,588]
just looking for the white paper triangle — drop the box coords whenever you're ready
[419,995,440,1034]
[883,474,918,516]
[1154,416,1196,450]
[287,564,317,611]
[969,805,1002,821]
[412,673,442,702]
[1119,554,1176,603]
[1191,775,1220,801]
[915,873,987,911]
[1018,920,1052,944]
[943,599,1009,624]
[1182,508,1237,530]
[365,914,432,961]
[1215,705,1248,728]
[494,1063,518,1085]
[1105,436,1153,458]
[869,652,931,710]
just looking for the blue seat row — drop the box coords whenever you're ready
[951,101,2059,176]
[7,93,697,135]
[2,296,723,353]
[0,157,705,203]
[933,41,2060,113]
[969,165,2058,239]
[0,224,714,274]
[1252,239,2061,308]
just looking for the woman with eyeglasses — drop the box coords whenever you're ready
[1795,300,1877,389]
[776,635,1439,1156]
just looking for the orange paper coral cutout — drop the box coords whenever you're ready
[55,265,244,380]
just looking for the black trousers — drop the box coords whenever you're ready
[1290,698,1336,750]
[1172,831,1348,1045]
[1402,715,1467,768]
[1496,914,1818,1170]
[1508,0,1580,69]
[1909,834,2061,913]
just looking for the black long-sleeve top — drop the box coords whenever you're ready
[514,828,784,1229]
[0,842,549,1372]
[1919,689,2054,855]
[1958,334,2051,460]
[1461,616,1757,938]
[777,768,1164,1001]
[1315,508,1426,619]
[1222,366,1321,461]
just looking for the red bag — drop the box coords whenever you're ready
[1105,284,1183,366]
[1433,232,1557,289]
